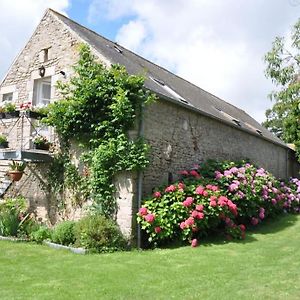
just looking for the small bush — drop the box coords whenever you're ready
[74,214,127,253]
[51,221,76,246]
[30,226,51,243]
[0,197,30,237]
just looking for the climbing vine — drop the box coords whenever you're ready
[45,44,154,217]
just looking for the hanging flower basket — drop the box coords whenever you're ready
[33,136,51,151]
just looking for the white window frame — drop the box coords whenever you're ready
[2,92,13,102]
[33,77,52,107]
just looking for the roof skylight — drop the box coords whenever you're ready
[214,107,242,127]
[150,76,190,105]
[113,44,123,54]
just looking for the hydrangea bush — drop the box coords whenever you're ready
[137,160,300,247]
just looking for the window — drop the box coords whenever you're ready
[43,48,49,62]
[149,76,190,105]
[33,77,51,106]
[2,92,13,102]
[39,48,51,63]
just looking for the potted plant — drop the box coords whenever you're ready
[0,135,8,148]
[19,102,46,119]
[8,161,26,182]
[33,135,51,151]
[30,105,49,120]
[3,103,19,118]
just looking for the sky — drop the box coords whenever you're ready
[0,0,299,123]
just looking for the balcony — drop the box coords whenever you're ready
[0,110,53,162]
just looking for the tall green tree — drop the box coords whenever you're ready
[263,18,300,156]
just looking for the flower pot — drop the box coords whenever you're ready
[4,111,20,118]
[8,171,24,182]
[33,143,50,151]
[0,142,9,149]
[0,112,5,119]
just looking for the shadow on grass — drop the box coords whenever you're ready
[154,213,300,250]
[201,213,299,247]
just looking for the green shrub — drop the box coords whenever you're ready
[0,210,19,236]
[0,197,29,237]
[51,221,76,246]
[74,214,127,253]
[30,226,51,243]
[138,160,300,247]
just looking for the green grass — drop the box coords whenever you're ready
[1,214,300,300]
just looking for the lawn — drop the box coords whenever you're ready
[1,214,300,300]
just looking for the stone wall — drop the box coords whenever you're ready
[1,11,80,104]
[142,99,295,196]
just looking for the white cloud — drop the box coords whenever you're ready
[89,0,299,123]
[0,0,70,81]
[116,20,146,52]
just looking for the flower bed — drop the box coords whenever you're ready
[137,160,300,247]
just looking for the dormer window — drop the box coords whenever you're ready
[33,77,51,106]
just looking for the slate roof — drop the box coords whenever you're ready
[51,9,287,148]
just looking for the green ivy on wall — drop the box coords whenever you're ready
[44,44,155,217]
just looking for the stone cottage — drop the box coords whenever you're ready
[0,9,298,240]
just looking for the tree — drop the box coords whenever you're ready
[263,18,300,156]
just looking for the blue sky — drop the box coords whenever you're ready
[0,0,299,123]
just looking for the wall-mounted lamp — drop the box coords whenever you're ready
[59,70,67,78]
[39,66,45,77]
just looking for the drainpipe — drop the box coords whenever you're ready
[136,102,144,249]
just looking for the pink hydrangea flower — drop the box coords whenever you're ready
[182,197,194,207]
[195,186,205,195]
[202,190,209,197]
[180,222,187,230]
[154,226,162,233]
[190,170,200,177]
[206,184,213,190]
[145,214,155,223]
[196,204,204,211]
[271,198,277,205]
[239,224,246,231]
[224,170,232,177]
[178,182,185,190]
[251,217,259,225]
[153,191,161,198]
[218,196,228,206]
[211,185,219,192]
[228,184,238,192]
[185,217,195,226]
[139,207,148,216]
[179,170,189,176]
[191,239,198,247]
[259,212,265,219]
[196,212,204,220]
[229,167,239,174]
[209,200,217,207]
[215,171,223,179]
[191,210,199,218]
[165,184,176,193]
